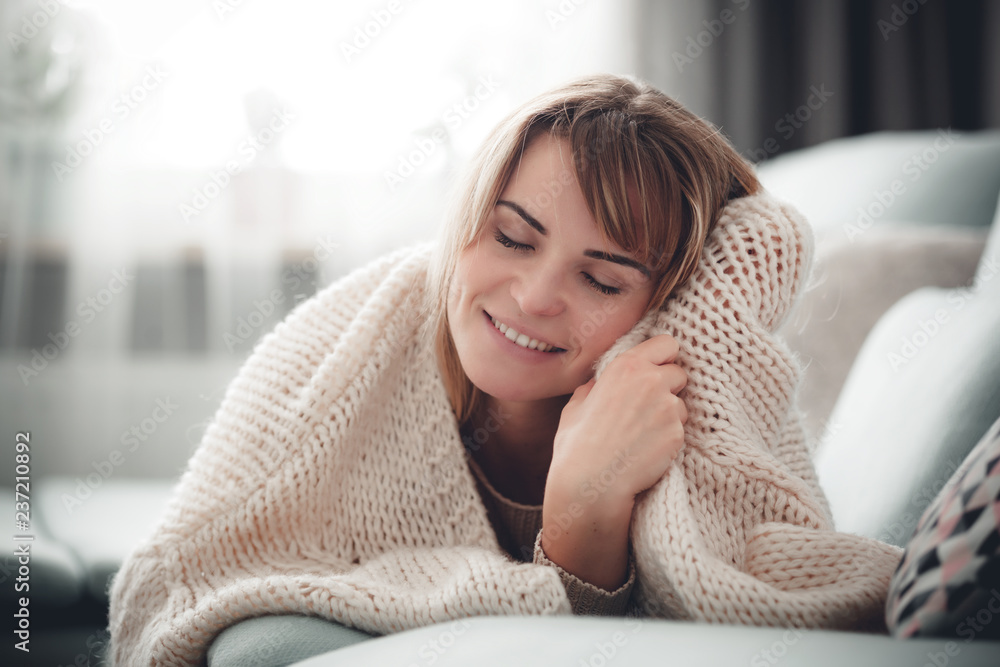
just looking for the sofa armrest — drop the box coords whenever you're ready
[289,616,1000,667]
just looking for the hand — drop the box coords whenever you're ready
[551,333,688,503]
[540,334,688,590]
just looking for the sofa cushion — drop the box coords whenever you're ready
[778,226,985,439]
[0,486,86,607]
[285,615,1000,667]
[36,478,174,602]
[208,616,373,667]
[757,130,1000,239]
[814,255,1000,546]
[885,417,1000,639]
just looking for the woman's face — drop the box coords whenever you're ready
[447,133,656,404]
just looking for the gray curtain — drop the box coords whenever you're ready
[636,0,1000,162]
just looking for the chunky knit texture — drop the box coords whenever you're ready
[108,191,903,665]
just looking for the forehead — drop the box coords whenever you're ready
[501,133,650,255]
[505,133,575,195]
[501,136,599,235]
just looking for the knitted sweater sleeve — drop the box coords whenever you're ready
[533,532,635,616]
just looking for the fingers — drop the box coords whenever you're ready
[626,334,681,366]
[609,335,687,395]
[662,363,687,395]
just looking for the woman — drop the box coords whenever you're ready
[433,74,757,601]
[108,75,901,666]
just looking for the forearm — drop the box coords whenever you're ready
[540,483,634,591]
[533,531,635,615]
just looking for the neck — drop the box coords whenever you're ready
[464,393,569,505]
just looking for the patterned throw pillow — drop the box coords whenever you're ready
[886,417,1000,639]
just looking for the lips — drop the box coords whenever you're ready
[485,311,565,353]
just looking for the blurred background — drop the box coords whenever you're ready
[1,0,998,481]
[1,0,999,663]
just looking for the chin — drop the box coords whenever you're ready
[466,369,548,403]
[464,362,582,404]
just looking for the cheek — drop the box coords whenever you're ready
[454,247,506,298]
[450,251,480,303]
[574,300,650,356]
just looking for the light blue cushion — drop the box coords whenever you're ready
[288,616,1000,667]
[757,130,1000,236]
[208,616,373,667]
[816,269,1000,546]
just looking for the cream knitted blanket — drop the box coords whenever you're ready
[108,191,903,665]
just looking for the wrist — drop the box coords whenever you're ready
[543,465,637,523]
[540,485,634,591]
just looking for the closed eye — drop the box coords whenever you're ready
[584,274,621,296]
[493,229,532,252]
[495,230,621,296]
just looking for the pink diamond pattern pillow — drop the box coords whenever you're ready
[886,417,1000,639]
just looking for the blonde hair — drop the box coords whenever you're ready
[425,74,759,425]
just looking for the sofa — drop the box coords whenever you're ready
[5,130,1000,666]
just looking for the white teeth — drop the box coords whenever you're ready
[489,315,557,352]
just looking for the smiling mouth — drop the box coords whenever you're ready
[486,312,565,353]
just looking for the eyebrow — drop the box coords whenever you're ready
[496,199,652,278]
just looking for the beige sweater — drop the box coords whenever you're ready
[108,191,903,665]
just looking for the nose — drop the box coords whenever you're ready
[510,264,565,317]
